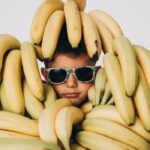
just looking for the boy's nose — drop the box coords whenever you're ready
[66,73,78,88]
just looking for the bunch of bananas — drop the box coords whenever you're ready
[0,8,87,149]
[86,41,150,149]
[30,0,102,60]
[0,0,150,149]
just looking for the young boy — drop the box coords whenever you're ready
[41,24,99,107]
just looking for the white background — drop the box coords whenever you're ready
[0,0,150,67]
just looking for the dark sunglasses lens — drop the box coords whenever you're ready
[48,69,67,83]
[75,67,94,82]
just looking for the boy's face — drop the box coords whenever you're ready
[41,53,96,106]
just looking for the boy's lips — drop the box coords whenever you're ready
[62,93,80,98]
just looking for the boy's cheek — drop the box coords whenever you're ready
[68,96,86,107]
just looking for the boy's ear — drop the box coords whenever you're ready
[41,68,47,81]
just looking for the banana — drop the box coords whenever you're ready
[86,105,150,142]
[94,67,107,105]
[82,118,149,150]
[0,111,38,136]
[86,105,121,119]
[0,145,46,150]
[30,0,64,44]
[34,44,45,61]
[43,83,57,107]
[101,81,112,105]
[21,42,45,101]
[0,82,10,111]
[90,16,114,54]
[71,143,87,150]
[55,106,84,150]
[38,98,72,146]
[0,130,39,140]
[134,45,150,89]
[87,85,96,105]
[80,101,93,114]
[0,34,20,74]
[134,65,150,131]
[106,97,115,105]
[104,53,135,125]
[3,50,25,114]
[75,0,86,11]
[76,131,136,150]
[64,0,81,48]
[61,0,86,11]
[23,80,44,120]
[89,10,123,37]
[0,138,61,150]
[113,36,138,96]
[42,10,65,59]
[80,12,101,58]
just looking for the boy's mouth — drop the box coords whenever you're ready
[62,93,80,98]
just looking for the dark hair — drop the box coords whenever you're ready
[44,23,99,67]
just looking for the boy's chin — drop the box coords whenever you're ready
[69,98,86,107]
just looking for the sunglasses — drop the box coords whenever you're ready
[45,66,98,85]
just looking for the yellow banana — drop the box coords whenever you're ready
[90,16,114,54]
[43,83,57,107]
[75,0,86,11]
[30,0,64,44]
[0,111,38,136]
[21,42,45,101]
[38,98,72,146]
[89,10,123,37]
[23,80,44,120]
[104,53,135,125]
[113,36,138,96]
[62,0,86,11]
[64,0,81,48]
[0,82,10,111]
[42,10,65,59]
[80,101,93,114]
[76,131,136,150]
[71,143,87,150]
[34,44,45,61]
[80,12,101,58]
[3,50,25,114]
[134,65,150,131]
[55,106,84,150]
[0,145,46,150]
[0,138,61,150]
[86,105,120,119]
[82,118,149,150]
[86,105,150,142]
[134,45,150,89]
[87,85,96,105]
[0,34,20,74]
[94,67,107,105]
[0,130,39,140]
[101,81,112,105]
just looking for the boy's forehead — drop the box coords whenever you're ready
[45,53,95,68]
